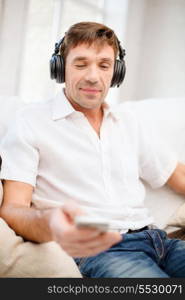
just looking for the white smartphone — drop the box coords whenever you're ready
[75,215,110,232]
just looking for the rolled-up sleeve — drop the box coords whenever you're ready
[137,118,178,189]
[0,112,39,187]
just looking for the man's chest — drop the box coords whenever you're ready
[36,117,139,183]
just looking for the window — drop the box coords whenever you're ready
[16,0,105,102]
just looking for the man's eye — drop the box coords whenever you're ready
[100,65,109,69]
[75,65,86,68]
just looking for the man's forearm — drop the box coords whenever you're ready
[0,204,54,243]
[167,162,185,195]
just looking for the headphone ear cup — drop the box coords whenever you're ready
[50,55,57,80]
[50,54,65,83]
[111,59,126,87]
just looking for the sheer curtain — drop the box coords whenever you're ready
[0,0,105,102]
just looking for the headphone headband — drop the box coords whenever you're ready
[53,37,65,56]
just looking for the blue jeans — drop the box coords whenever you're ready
[74,229,185,278]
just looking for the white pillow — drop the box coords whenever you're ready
[167,203,185,228]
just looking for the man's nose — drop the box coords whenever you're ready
[84,66,99,84]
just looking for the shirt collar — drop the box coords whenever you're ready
[102,102,120,121]
[52,89,75,120]
[52,89,120,121]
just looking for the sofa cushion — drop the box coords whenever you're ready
[0,217,81,277]
[167,203,185,228]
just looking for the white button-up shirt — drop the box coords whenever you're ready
[0,91,177,232]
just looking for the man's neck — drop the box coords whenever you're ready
[64,90,104,136]
[72,102,104,137]
[86,108,103,138]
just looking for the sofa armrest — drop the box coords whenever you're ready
[0,217,81,277]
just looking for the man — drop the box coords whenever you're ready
[0,22,185,278]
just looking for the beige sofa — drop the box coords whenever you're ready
[0,95,185,277]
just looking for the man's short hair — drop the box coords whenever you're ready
[60,21,120,61]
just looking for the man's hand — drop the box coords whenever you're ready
[49,203,122,257]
